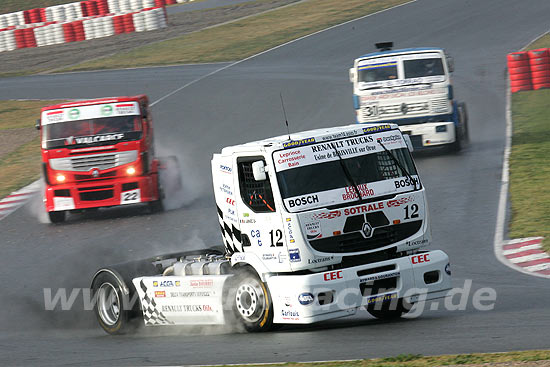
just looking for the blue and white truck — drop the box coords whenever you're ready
[349,43,468,151]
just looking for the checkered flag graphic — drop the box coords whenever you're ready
[139,280,174,326]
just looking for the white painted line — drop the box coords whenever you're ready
[150,0,417,107]
[508,253,549,264]
[493,29,550,279]
[525,262,550,272]
[502,244,542,256]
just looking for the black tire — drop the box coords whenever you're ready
[459,102,470,143]
[91,272,137,335]
[149,174,164,213]
[48,211,66,223]
[449,102,468,152]
[228,268,274,332]
[367,298,412,320]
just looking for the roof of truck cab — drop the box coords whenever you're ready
[219,122,400,154]
[357,47,444,60]
[41,95,148,112]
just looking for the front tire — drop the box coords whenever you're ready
[48,211,66,223]
[450,102,468,152]
[91,272,136,335]
[230,269,274,332]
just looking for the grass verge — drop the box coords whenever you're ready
[509,37,550,252]
[59,0,410,72]
[200,350,550,366]
[0,100,65,198]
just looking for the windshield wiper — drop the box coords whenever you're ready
[376,139,419,191]
[330,143,364,204]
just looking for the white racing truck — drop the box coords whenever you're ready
[91,122,452,334]
[349,43,469,151]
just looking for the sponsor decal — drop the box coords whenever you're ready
[312,210,341,220]
[305,221,321,240]
[115,103,138,115]
[262,253,277,261]
[154,291,166,298]
[278,252,287,264]
[219,164,232,173]
[387,196,414,207]
[298,292,315,306]
[323,270,343,281]
[46,110,64,123]
[360,271,401,283]
[226,197,235,206]
[101,105,113,116]
[287,195,319,208]
[411,253,430,264]
[342,183,375,201]
[319,130,361,142]
[68,108,80,120]
[281,309,300,318]
[394,177,419,189]
[343,202,384,216]
[286,221,295,243]
[220,184,233,195]
[277,149,306,168]
[366,292,398,305]
[169,291,211,298]
[405,239,428,247]
[283,137,315,149]
[240,218,256,224]
[65,133,125,145]
[190,279,214,288]
[362,124,392,134]
[308,256,335,265]
[161,304,213,312]
[289,248,301,262]
[153,280,177,287]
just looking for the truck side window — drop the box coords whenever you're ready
[237,158,276,213]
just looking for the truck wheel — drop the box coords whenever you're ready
[367,298,412,320]
[91,272,136,335]
[149,174,164,213]
[450,102,468,152]
[458,102,469,143]
[48,211,66,223]
[230,269,274,332]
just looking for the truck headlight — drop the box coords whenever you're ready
[126,167,136,175]
[436,125,447,133]
[56,174,66,183]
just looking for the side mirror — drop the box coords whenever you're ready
[349,68,355,83]
[35,119,41,130]
[403,134,414,152]
[252,160,267,181]
[446,56,454,73]
[141,105,148,119]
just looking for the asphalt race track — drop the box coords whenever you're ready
[1,0,550,365]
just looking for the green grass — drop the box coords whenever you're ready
[509,37,550,252]
[0,1,68,14]
[195,350,550,367]
[0,100,66,198]
[60,0,410,72]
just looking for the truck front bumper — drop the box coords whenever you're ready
[267,250,451,324]
[45,174,159,212]
[400,122,456,149]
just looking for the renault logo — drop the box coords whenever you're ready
[361,222,373,238]
[90,168,100,178]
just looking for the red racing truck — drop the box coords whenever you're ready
[37,95,172,223]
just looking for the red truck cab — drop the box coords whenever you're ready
[37,95,162,223]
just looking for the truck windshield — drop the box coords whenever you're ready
[359,62,398,83]
[403,58,444,78]
[43,115,142,149]
[273,130,420,213]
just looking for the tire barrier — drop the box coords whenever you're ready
[0,4,167,53]
[507,49,550,92]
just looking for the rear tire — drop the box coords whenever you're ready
[149,174,164,213]
[91,272,137,335]
[48,211,66,223]
[449,102,468,152]
[229,268,274,332]
[367,298,412,320]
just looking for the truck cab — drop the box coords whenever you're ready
[350,44,468,151]
[38,95,163,223]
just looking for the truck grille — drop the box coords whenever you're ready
[430,98,450,113]
[78,185,115,201]
[308,220,422,253]
[49,150,137,172]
